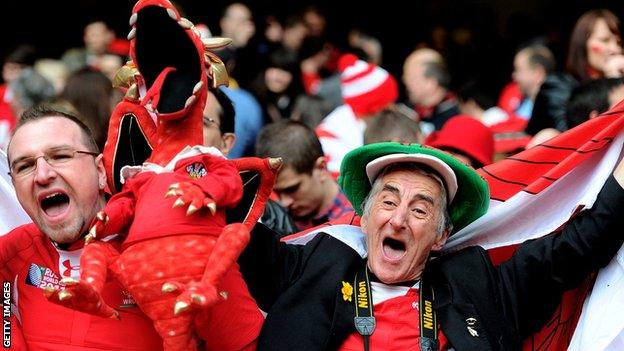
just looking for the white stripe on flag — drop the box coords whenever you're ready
[444,131,624,251]
[569,246,624,351]
[441,130,624,351]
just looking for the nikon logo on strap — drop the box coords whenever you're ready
[357,281,368,308]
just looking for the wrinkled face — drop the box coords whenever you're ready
[361,169,449,284]
[274,165,324,220]
[265,67,293,94]
[8,117,106,244]
[587,18,622,73]
[512,50,542,99]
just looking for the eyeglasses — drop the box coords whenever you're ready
[9,149,99,178]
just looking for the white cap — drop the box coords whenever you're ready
[365,153,458,203]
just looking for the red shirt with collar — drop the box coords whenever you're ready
[1,223,263,351]
[338,286,450,351]
[1,223,163,351]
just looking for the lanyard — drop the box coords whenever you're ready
[353,263,439,351]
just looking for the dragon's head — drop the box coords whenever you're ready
[103,0,230,192]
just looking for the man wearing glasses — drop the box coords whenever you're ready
[1,106,163,350]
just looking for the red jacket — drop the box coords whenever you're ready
[1,223,163,351]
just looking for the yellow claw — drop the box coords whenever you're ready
[165,189,177,198]
[125,83,139,101]
[186,204,199,216]
[110,310,121,320]
[112,61,138,90]
[96,211,108,223]
[172,198,185,208]
[58,290,73,301]
[174,301,190,315]
[202,37,232,49]
[60,277,79,286]
[219,291,229,300]
[207,202,217,215]
[161,283,178,294]
[43,286,56,298]
[168,183,180,191]
[268,157,283,170]
[190,293,206,305]
[88,225,98,240]
[85,232,95,245]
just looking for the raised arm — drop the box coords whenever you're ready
[498,158,624,338]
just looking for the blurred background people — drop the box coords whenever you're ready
[315,53,398,177]
[511,43,556,120]
[0,44,38,149]
[402,48,459,134]
[58,68,121,151]
[61,20,125,79]
[528,9,623,136]
[363,104,422,145]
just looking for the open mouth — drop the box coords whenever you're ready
[40,192,70,217]
[382,237,407,261]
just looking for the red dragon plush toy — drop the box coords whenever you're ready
[44,1,280,350]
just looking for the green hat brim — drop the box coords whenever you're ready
[338,142,489,233]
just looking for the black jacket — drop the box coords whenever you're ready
[526,73,579,135]
[240,176,624,350]
[261,199,299,237]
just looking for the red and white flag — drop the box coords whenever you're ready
[446,101,624,351]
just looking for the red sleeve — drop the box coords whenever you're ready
[195,266,263,351]
[175,154,243,209]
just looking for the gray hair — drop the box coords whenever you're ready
[361,162,453,235]
[10,68,56,110]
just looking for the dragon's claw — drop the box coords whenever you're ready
[167,181,215,216]
[87,211,108,241]
[58,290,73,301]
[161,282,180,294]
[45,279,118,319]
[172,198,186,208]
[206,201,217,215]
[190,293,206,305]
[61,277,79,286]
[186,204,199,216]
[174,301,190,315]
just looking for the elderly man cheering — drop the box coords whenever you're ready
[240,142,624,351]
